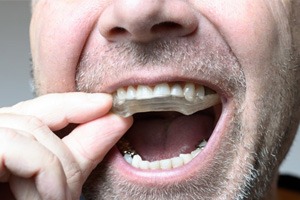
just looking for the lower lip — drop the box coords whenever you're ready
[105,99,233,186]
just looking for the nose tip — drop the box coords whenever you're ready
[98,0,198,42]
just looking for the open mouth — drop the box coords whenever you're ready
[111,82,223,171]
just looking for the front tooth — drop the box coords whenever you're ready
[136,85,153,99]
[126,86,136,100]
[170,84,184,97]
[160,159,172,170]
[195,86,205,100]
[183,83,195,102]
[171,157,184,168]
[153,83,171,98]
[132,155,142,168]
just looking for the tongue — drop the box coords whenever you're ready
[125,111,214,161]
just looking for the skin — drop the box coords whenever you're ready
[1,0,299,199]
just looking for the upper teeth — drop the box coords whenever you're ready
[112,82,221,117]
[115,83,207,103]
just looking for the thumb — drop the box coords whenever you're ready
[63,113,133,182]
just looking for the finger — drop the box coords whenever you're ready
[0,95,131,198]
[10,176,72,200]
[0,92,112,131]
[0,115,37,141]
[0,113,132,198]
[0,115,81,199]
[63,113,133,180]
[0,128,69,200]
[10,176,41,200]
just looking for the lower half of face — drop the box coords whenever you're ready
[30,0,300,199]
[80,56,299,200]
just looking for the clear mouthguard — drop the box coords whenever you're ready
[111,90,221,117]
[112,95,220,117]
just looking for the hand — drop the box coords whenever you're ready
[0,93,133,200]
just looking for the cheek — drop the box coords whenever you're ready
[30,0,103,94]
[193,0,293,120]
[195,0,279,78]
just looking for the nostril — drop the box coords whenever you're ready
[151,21,183,34]
[110,27,128,36]
[99,0,198,42]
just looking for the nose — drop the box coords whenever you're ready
[98,0,198,42]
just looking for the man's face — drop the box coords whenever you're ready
[30,0,300,199]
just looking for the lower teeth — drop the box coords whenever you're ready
[122,140,207,170]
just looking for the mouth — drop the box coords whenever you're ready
[108,81,228,184]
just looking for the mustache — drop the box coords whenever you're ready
[80,39,200,68]
[75,38,246,96]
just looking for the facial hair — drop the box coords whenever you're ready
[75,37,299,200]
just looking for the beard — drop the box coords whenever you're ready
[74,37,300,199]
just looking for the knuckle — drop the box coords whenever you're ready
[67,165,84,186]
[61,158,84,185]
[43,153,64,175]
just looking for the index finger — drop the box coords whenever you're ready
[0,92,112,131]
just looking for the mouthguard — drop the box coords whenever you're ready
[111,94,221,117]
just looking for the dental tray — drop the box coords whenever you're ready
[111,94,220,117]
